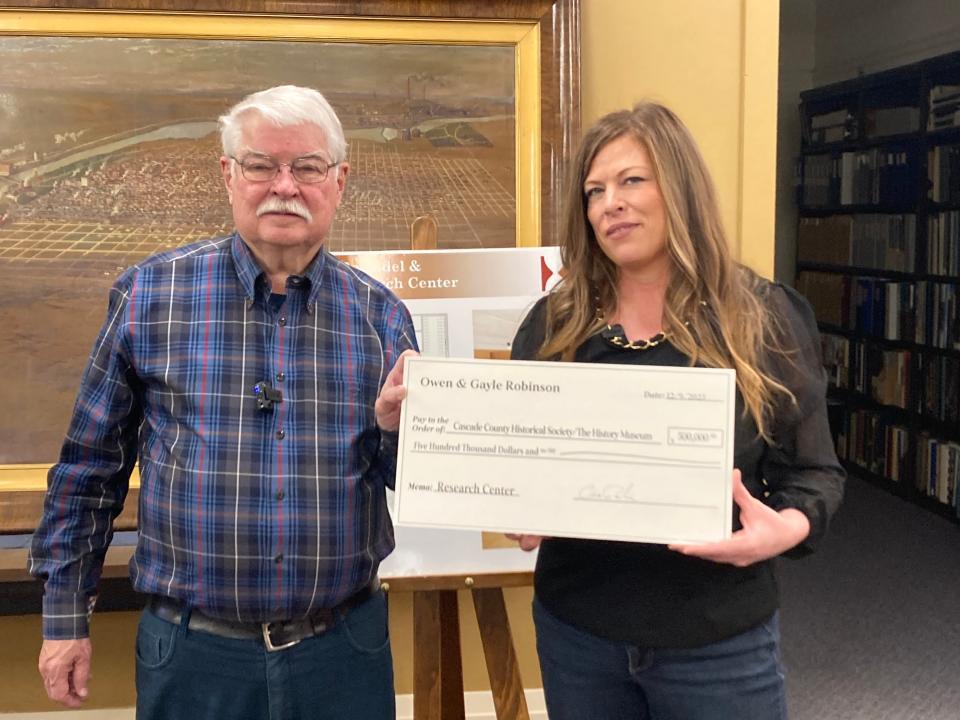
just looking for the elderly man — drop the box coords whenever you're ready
[30,85,416,720]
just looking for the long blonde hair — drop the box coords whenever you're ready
[539,102,794,440]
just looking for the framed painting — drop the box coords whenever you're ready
[0,1,580,523]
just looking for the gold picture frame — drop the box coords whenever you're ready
[0,1,580,531]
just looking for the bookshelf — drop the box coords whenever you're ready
[795,49,960,523]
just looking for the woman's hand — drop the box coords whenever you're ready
[669,469,810,567]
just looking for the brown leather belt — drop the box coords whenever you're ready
[147,580,379,652]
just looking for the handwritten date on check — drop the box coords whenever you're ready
[393,356,736,545]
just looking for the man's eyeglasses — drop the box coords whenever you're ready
[231,155,339,184]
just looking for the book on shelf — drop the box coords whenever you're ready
[811,108,849,128]
[888,424,908,484]
[942,443,959,507]
[808,108,856,144]
[864,346,910,408]
[930,84,960,102]
[841,410,909,482]
[835,276,913,341]
[915,435,960,505]
[850,278,913,339]
[851,214,916,271]
[802,154,836,206]
[797,216,853,265]
[839,152,856,205]
[926,282,960,350]
[930,102,960,125]
[929,144,960,203]
[795,271,848,327]
[799,272,949,347]
[929,84,960,131]
[832,149,915,206]
[878,151,915,206]
[820,333,850,389]
[927,210,960,276]
[851,277,881,336]
[797,214,916,272]
[919,354,960,425]
[864,106,919,138]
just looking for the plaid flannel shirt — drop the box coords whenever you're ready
[30,233,417,638]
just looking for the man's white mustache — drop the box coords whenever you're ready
[256,198,313,223]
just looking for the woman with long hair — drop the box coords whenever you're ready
[509,102,844,719]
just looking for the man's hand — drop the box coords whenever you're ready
[669,469,811,567]
[39,638,92,708]
[375,349,419,432]
[504,533,546,551]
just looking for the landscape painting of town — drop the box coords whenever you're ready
[0,35,517,463]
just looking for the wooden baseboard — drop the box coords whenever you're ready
[0,690,549,719]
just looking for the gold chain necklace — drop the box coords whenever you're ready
[597,303,669,351]
[603,326,668,351]
[595,295,703,352]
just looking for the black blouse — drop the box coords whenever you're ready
[510,280,845,648]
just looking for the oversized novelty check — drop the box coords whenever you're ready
[394,356,736,544]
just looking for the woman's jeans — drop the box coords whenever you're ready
[533,596,788,720]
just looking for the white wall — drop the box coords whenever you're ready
[813,0,960,86]
[775,0,815,283]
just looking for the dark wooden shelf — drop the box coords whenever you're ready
[800,139,858,154]
[798,203,918,216]
[795,262,960,283]
[802,132,922,154]
[817,323,960,358]
[798,48,960,523]
[829,387,960,440]
[829,387,911,418]
[795,262,916,279]
[915,413,960,440]
[926,125,960,145]
[928,200,960,211]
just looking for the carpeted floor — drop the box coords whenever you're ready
[778,475,960,720]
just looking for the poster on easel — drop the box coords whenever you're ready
[338,246,562,578]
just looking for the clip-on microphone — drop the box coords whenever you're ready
[253,380,283,411]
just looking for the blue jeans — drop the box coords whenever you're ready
[533,597,788,720]
[135,592,395,720]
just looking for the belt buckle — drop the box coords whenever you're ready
[262,622,301,652]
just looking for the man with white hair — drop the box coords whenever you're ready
[30,85,417,719]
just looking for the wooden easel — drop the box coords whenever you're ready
[388,216,533,719]
[410,213,439,251]
[383,572,533,720]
